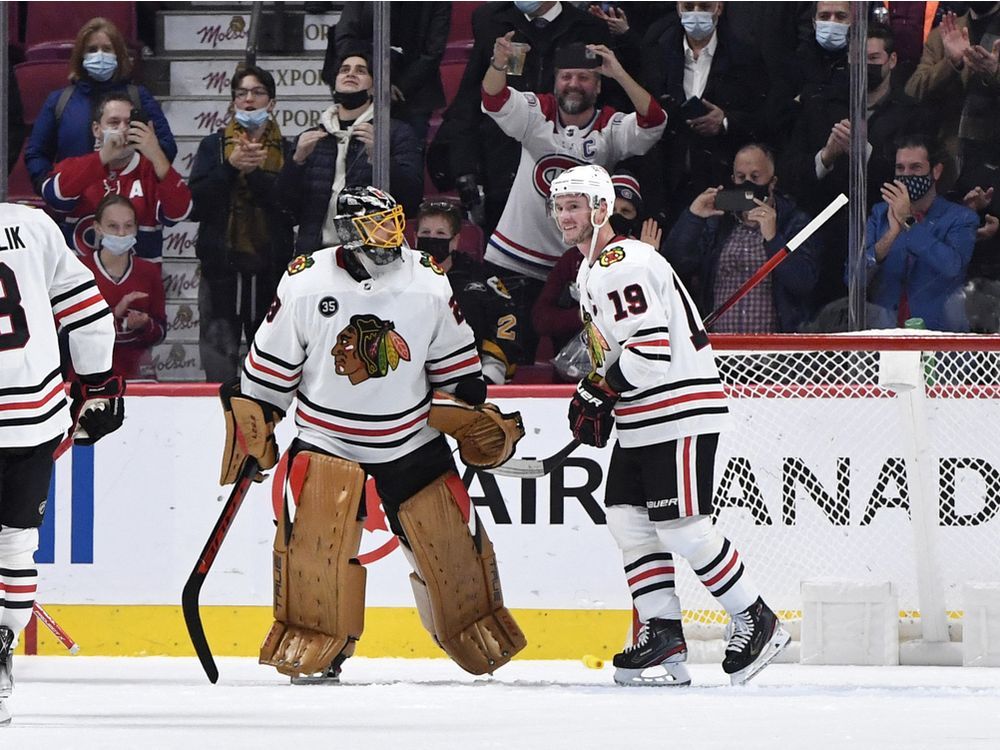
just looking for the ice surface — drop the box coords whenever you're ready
[3,657,999,749]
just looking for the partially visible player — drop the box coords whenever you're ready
[550,165,789,687]
[219,186,525,683]
[0,203,124,726]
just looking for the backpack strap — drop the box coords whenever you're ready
[53,85,75,124]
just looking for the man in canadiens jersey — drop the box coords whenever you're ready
[217,186,526,683]
[550,164,789,687]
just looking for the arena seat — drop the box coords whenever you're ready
[440,59,468,109]
[6,142,44,206]
[448,1,482,44]
[13,60,70,124]
[24,2,138,61]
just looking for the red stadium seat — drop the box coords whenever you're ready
[440,59,468,109]
[13,60,71,124]
[448,1,482,44]
[6,141,43,207]
[25,2,138,60]
[442,40,473,64]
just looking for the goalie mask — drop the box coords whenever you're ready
[334,186,406,265]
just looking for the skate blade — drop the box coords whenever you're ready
[290,674,341,686]
[729,625,791,686]
[614,661,691,687]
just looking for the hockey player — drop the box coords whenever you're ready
[219,186,526,682]
[0,204,124,725]
[549,165,789,686]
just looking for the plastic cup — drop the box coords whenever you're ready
[507,42,530,76]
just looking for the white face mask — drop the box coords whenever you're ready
[815,20,850,51]
[100,232,137,256]
[101,128,135,160]
[680,11,716,41]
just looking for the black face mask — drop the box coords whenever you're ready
[867,63,887,91]
[732,180,771,202]
[416,235,452,262]
[333,88,372,109]
[609,213,640,238]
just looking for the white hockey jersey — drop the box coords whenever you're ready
[577,237,732,448]
[0,203,114,448]
[482,88,666,280]
[241,247,484,464]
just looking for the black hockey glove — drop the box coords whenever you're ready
[70,372,126,446]
[568,376,618,448]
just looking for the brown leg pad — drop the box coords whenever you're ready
[259,451,367,676]
[397,472,527,674]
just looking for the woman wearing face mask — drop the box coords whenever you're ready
[188,65,295,383]
[79,194,166,380]
[24,17,176,195]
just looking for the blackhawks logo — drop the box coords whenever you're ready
[419,253,446,275]
[332,314,411,385]
[287,254,315,275]
[583,313,610,369]
[598,246,626,267]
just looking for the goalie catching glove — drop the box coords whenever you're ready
[428,392,524,469]
[70,372,126,445]
[219,378,283,485]
[568,375,618,448]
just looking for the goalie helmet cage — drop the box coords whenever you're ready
[676,332,1000,663]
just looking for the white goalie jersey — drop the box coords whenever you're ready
[577,237,732,448]
[241,246,484,464]
[0,203,114,448]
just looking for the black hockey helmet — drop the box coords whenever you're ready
[334,185,406,264]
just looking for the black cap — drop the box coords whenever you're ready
[553,42,601,71]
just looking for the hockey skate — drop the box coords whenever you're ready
[289,644,351,686]
[0,626,14,726]
[722,597,790,686]
[612,618,691,687]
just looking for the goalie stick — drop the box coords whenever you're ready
[182,457,259,683]
[485,438,582,479]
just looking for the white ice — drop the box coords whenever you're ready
[3,657,999,749]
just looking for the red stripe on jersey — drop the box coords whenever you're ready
[493,230,557,262]
[0,582,37,594]
[614,389,726,416]
[296,407,428,437]
[627,566,675,586]
[626,339,670,349]
[428,355,481,376]
[53,293,105,322]
[703,550,740,588]
[682,436,694,517]
[247,350,299,382]
[0,382,63,412]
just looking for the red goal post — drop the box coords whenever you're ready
[681,332,1000,653]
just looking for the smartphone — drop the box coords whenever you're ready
[714,188,759,213]
[129,107,151,125]
[679,96,709,120]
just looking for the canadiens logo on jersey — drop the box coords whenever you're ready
[583,314,610,369]
[332,314,411,385]
[287,255,314,275]
[419,253,445,275]
[533,154,586,198]
[599,246,626,267]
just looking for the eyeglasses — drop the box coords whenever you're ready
[233,87,270,99]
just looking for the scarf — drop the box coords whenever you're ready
[223,116,285,273]
[319,103,375,246]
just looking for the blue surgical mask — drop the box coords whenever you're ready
[514,1,542,14]
[815,21,850,52]
[234,108,270,130]
[100,233,137,256]
[82,51,118,82]
[680,11,716,42]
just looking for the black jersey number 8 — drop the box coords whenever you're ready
[0,262,31,351]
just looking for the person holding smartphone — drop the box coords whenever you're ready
[663,143,822,333]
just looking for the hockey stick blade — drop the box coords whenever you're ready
[486,439,581,479]
[182,457,260,684]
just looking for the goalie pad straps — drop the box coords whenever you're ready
[427,393,525,469]
[219,395,280,485]
[397,472,527,674]
[259,452,367,676]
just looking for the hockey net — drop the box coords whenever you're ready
[677,333,1000,644]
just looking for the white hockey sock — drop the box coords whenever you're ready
[0,527,40,646]
[607,506,681,621]
[654,516,757,615]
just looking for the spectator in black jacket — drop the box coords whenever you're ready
[435,1,610,236]
[638,2,773,228]
[664,143,822,333]
[274,51,423,254]
[189,65,295,382]
[328,2,451,143]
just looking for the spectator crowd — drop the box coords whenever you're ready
[8,1,1000,383]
